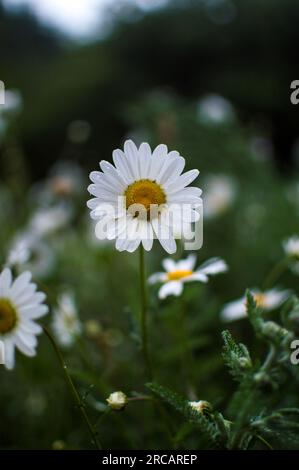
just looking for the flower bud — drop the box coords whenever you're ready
[106,391,128,411]
[189,400,213,415]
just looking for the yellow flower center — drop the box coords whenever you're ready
[167,270,193,281]
[0,298,18,335]
[254,293,266,307]
[125,179,166,216]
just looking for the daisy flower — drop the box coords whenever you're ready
[52,292,82,347]
[204,174,236,220]
[0,268,48,369]
[221,288,290,322]
[283,236,299,260]
[87,140,202,254]
[148,254,228,299]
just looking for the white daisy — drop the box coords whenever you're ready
[148,254,228,299]
[87,140,202,254]
[197,94,235,125]
[221,288,290,322]
[283,236,299,260]
[29,204,72,237]
[7,233,54,279]
[52,292,82,347]
[0,268,48,370]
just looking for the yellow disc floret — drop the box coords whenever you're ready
[125,179,166,213]
[167,270,193,281]
[0,298,18,335]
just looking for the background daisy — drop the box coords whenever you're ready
[149,254,228,299]
[0,268,48,369]
[221,288,290,322]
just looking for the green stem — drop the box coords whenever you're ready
[139,245,153,380]
[43,326,102,450]
[262,257,290,291]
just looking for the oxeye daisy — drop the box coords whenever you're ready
[0,268,48,369]
[220,288,290,322]
[87,140,201,254]
[148,254,228,299]
[52,292,82,347]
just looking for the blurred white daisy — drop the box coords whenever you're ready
[7,233,54,279]
[148,254,228,299]
[29,204,72,237]
[283,236,299,260]
[197,94,235,125]
[87,140,201,254]
[204,174,236,219]
[221,288,290,322]
[283,236,299,275]
[7,231,33,267]
[0,268,48,369]
[52,292,82,347]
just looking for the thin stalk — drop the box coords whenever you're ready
[139,245,153,380]
[262,257,290,291]
[43,326,102,450]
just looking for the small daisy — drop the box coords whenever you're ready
[283,236,299,260]
[0,268,48,369]
[52,292,82,347]
[87,140,201,254]
[29,204,72,237]
[221,288,290,322]
[148,254,228,299]
[204,174,236,220]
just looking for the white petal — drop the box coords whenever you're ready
[4,339,15,370]
[162,258,177,272]
[10,271,32,298]
[220,298,246,322]
[148,144,168,180]
[139,142,152,178]
[198,258,228,276]
[0,268,12,296]
[148,272,167,284]
[167,170,199,193]
[124,140,140,180]
[112,149,134,184]
[14,335,36,357]
[20,304,49,319]
[158,281,183,299]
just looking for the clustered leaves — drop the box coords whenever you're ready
[145,292,299,449]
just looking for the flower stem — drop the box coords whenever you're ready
[262,257,290,291]
[139,245,153,380]
[43,326,102,450]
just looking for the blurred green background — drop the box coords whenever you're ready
[0,0,299,450]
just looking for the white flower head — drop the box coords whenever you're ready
[204,174,236,219]
[52,292,82,347]
[283,236,299,260]
[87,140,202,254]
[29,204,72,237]
[0,268,48,369]
[7,231,33,267]
[149,254,228,299]
[7,233,54,279]
[106,391,128,411]
[197,94,235,125]
[221,288,290,322]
